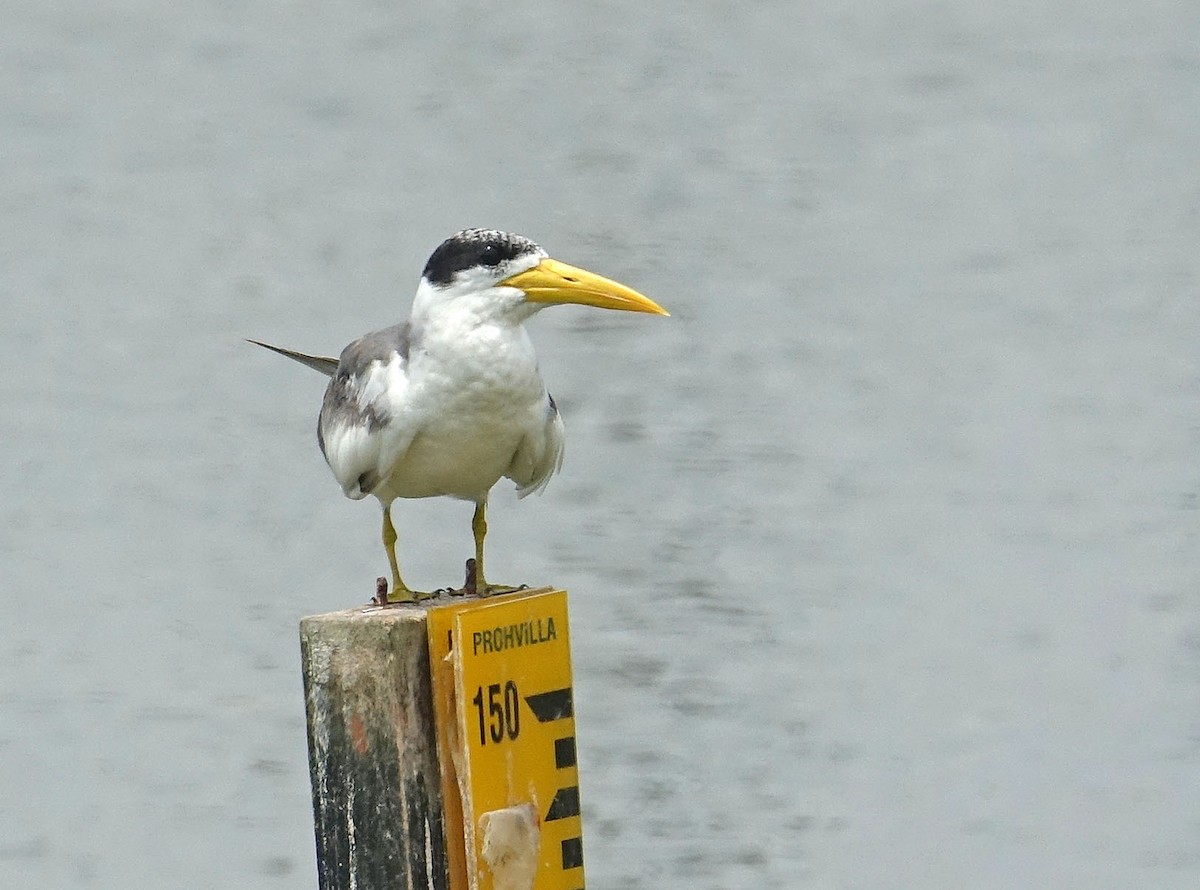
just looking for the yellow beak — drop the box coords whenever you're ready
[499,258,669,316]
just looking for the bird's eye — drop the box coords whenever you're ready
[479,244,503,266]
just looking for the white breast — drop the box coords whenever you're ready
[372,318,552,501]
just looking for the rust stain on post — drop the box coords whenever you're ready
[349,712,369,755]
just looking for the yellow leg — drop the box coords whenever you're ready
[471,500,488,594]
[470,499,525,597]
[382,504,428,603]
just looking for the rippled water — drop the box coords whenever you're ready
[3,2,1198,887]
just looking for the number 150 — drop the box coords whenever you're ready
[472,681,520,745]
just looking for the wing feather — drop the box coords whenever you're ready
[317,324,415,499]
[246,339,339,376]
[510,394,565,499]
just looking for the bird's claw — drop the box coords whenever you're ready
[372,576,435,605]
[474,582,530,598]
[461,558,529,597]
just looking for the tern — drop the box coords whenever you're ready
[251,228,668,601]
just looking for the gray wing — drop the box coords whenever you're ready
[246,339,339,376]
[332,322,411,374]
[511,392,566,499]
[317,323,413,498]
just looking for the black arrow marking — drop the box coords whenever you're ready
[561,836,583,870]
[554,736,576,769]
[525,687,573,722]
[545,785,580,822]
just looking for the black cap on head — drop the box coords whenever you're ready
[422,229,541,287]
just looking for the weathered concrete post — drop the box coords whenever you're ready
[300,604,448,890]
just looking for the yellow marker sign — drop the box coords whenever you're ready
[429,589,585,890]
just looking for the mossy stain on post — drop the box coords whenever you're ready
[300,606,450,890]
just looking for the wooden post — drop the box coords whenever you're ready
[300,604,449,890]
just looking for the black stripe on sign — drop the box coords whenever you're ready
[554,736,577,769]
[525,687,573,722]
[546,786,580,821]
[561,836,583,870]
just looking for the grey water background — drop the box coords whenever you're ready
[3,1,1198,887]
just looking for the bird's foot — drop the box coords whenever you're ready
[459,559,528,598]
[477,583,530,598]
[372,576,435,605]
